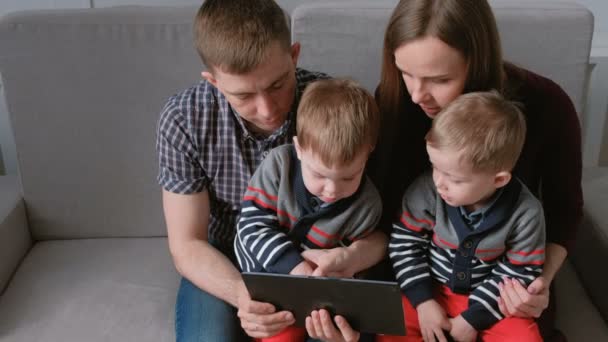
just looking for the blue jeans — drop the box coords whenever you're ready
[175,277,250,342]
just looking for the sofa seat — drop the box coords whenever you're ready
[0,238,178,342]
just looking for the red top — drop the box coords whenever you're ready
[370,65,583,251]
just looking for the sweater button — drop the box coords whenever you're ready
[456,272,467,280]
[463,240,473,249]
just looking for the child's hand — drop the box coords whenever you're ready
[290,260,315,276]
[416,299,451,342]
[448,315,477,342]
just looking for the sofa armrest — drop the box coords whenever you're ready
[570,167,608,321]
[0,175,31,295]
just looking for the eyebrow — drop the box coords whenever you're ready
[395,64,450,80]
[226,71,290,97]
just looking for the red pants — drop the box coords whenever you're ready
[376,285,542,342]
[255,326,306,342]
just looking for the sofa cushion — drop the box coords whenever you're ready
[570,167,608,321]
[0,7,202,239]
[555,259,608,341]
[0,238,178,342]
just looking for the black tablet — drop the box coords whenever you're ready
[242,272,405,335]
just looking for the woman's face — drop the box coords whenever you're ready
[394,36,469,118]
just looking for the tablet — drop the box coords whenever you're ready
[242,272,405,335]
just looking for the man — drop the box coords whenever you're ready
[156,1,388,341]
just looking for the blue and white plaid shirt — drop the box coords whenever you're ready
[157,68,327,253]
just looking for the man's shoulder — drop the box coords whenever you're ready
[163,80,222,114]
[295,68,330,85]
[158,80,228,133]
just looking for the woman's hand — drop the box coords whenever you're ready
[498,276,549,318]
[290,260,315,276]
[306,309,360,342]
[301,247,357,278]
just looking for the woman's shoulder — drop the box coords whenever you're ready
[505,63,573,107]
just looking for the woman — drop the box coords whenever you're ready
[370,0,582,341]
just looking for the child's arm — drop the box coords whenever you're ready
[390,173,437,307]
[234,150,304,274]
[459,204,546,331]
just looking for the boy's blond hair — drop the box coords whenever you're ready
[426,91,526,173]
[194,0,291,73]
[296,79,380,167]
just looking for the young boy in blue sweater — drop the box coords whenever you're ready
[380,91,545,342]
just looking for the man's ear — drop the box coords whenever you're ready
[293,136,302,160]
[201,71,217,87]
[290,42,301,66]
[494,171,512,188]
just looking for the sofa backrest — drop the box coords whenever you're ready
[293,0,594,115]
[0,7,202,239]
[0,1,594,239]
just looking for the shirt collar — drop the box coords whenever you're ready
[459,187,504,224]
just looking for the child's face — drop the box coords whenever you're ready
[426,144,510,212]
[294,141,369,204]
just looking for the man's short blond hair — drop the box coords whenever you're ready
[194,0,291,73]
[426,91,526,173]
[296,79,380,167]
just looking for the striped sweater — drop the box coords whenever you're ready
[389,172,545,330]
[234,144,382,274]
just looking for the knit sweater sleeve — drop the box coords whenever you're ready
[389,172,436,307]
[234,147,303,274]
[461,195,546,330]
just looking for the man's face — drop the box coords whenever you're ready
[203,42,300,135]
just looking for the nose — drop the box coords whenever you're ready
[409,79,427,104]
[324,180,337,196]
[434,172,446,191]
[256,92,278,119]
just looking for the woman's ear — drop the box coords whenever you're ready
[494,171,512,188]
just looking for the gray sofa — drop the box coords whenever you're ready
[0,1,606,341]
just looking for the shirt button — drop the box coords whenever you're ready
[457,272,467,280]
[463,240,473,249]
[262,150,270,158]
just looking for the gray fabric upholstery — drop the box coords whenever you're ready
[0,1,605,341]
[572,167,608,321]
[0,7,202,239]
[554,260,608,341]
[0,238,178,342]
[0,175,30,295]
[293,0,593,114]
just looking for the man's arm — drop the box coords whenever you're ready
[162,189,294,337]
[163,189,243,306]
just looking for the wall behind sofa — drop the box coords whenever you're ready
[0,0,607,176]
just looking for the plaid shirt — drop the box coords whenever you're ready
[157,68,327,253]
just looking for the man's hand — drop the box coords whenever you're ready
[306,309,360,342]
[290,260,315,276]
[416,299,451,342]
[498,276,549,318]
[301,247,356,278]
[448,315,477,342]
[236,284,295,338]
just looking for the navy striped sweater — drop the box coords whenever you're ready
[389,172,545,330]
